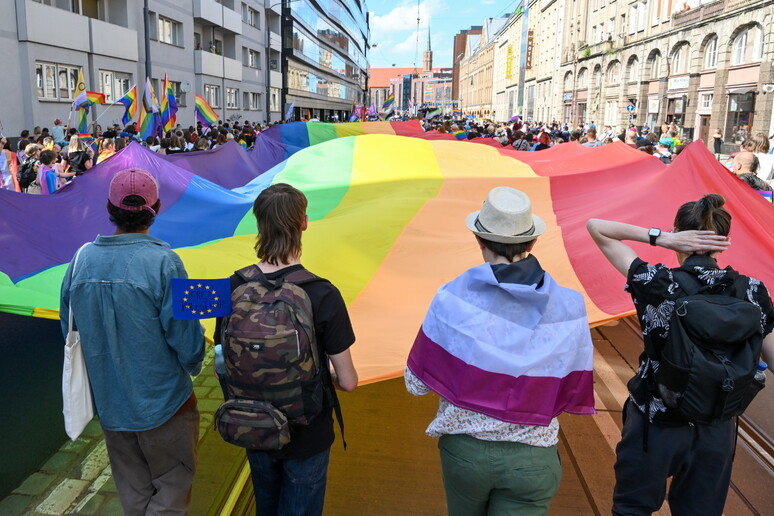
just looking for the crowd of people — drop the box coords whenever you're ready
[422,115,774,195]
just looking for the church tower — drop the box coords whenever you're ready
[423,27,433,72]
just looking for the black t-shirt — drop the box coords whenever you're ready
[214,264,355,459]
[625,255,774,424]
[67,151,91,174]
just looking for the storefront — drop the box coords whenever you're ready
[725,87,756,144]
[647,96,659,131]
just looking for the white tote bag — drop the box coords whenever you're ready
[62,244,94,440]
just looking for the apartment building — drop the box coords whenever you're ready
[283,0,369,122]
[459,16,508,118]
[452,26,482,102]
[456,0,774,151]
[1,0,285,135]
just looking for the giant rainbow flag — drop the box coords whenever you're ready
[1,121,773,384]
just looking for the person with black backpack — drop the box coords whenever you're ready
[587,194,774,515]
[213,183,358,516]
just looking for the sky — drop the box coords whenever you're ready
[367,0,518,69]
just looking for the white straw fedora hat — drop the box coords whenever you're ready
[465,187,546,244]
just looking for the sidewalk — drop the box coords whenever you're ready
[0,346,221,516]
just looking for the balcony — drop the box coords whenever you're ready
[577,39,613,60]
[89,18,138,61]
[21,0,89,51]
[195,50,243,81]
[672,0,727,28]
[269,31,282,51]
[193,0,242,34]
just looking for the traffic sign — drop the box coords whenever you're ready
[626,104,635,113]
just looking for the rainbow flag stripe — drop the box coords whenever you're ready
[2,121,773,385]
[73,91,105,109]
[117,86,139,126]
[195,94,219,127]
[382,93,395,111]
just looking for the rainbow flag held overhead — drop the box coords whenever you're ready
[76,108,90,133]
[195,94,219,127]
[72,91,106,109]
[382,93,395,112]
[160,74,178,133]
[116,85,139,126]
[425,108,441,119]
[143,77,159,113]
[2,121,774,386]
[452,109,462,118]
[453,129,466,140]
[137,108,158,140]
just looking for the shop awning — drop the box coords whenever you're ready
[726,86,755,94]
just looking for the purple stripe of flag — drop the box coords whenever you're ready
[407,327,596,426]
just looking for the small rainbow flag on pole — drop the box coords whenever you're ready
[72,91,105,110]
[160,74,178,133]
[194,94,219,127]
[382,93,395,112]
[116,85,138,126]
[137,107,158,140]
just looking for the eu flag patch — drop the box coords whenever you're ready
[172,278,231,320]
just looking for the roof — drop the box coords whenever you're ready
[369,67,415,87]
[467,34,481,54]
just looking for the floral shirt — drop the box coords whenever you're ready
[625,255,774,424]
[404,367,559,447]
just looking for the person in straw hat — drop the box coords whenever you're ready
[405,187,596,516]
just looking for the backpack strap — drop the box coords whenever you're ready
[672,269,704,296]
[235,264,280,290]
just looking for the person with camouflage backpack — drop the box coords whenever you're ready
[214,183,358,516]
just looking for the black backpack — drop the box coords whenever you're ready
[18,158,39,190]
[655,271,764,424]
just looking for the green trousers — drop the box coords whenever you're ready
[438,434,561,516]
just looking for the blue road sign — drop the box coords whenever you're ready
[626,104,635,113]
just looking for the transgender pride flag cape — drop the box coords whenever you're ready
[407,263,596,426]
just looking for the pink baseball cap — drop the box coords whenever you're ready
[108,168,159,215]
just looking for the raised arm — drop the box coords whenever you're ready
[586,219,730,277]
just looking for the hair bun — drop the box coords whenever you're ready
[700,193,725,211]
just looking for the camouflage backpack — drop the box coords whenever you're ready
[215,265,327,451]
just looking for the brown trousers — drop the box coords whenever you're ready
[102,398,199,516]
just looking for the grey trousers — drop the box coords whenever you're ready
[102,403,199,516]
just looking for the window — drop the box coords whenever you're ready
[605,100,619,125]
[607,61,621,84]
[725,93,755,144]
[226,88,239,109]
[243,92,250,110]
[248,49,261,69]
[629,5,637,35]
[670,45,687,74]
[35,62,80,101]
[638,0,647,32]
[733,31,747,65]
[251,92,262,110]
[649,52,661,79]
[704,36,718,69]
[242,4,260,28]
[701,93,713,109]
[170,81,186,107]
[99,70,132,102]
[577,68,587,88]
[204,84,220,108]
[627,57,639,82]
[270,88,280,111]
[158,16,181,46]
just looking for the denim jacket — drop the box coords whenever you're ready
[60,233,205,431]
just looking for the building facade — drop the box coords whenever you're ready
[454,0,774,151]
[459,16,508,118]
[2,0,287,135]
[283,0,369,122]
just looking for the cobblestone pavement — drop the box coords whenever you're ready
[0,346,220,516]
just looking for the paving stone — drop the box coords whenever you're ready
[194,385,212,399]
[61,437,91,454]
[0,494,33,515]
[12,473,56,496]
[72,493,104,515]
[97,496,123,516]
[34,479,89,515]
[197,398,222,414]
[77,442,109,481]
[201,376,221,388]
[97,476,117,494]
[40,451,78,473]
[80,420,103,439]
